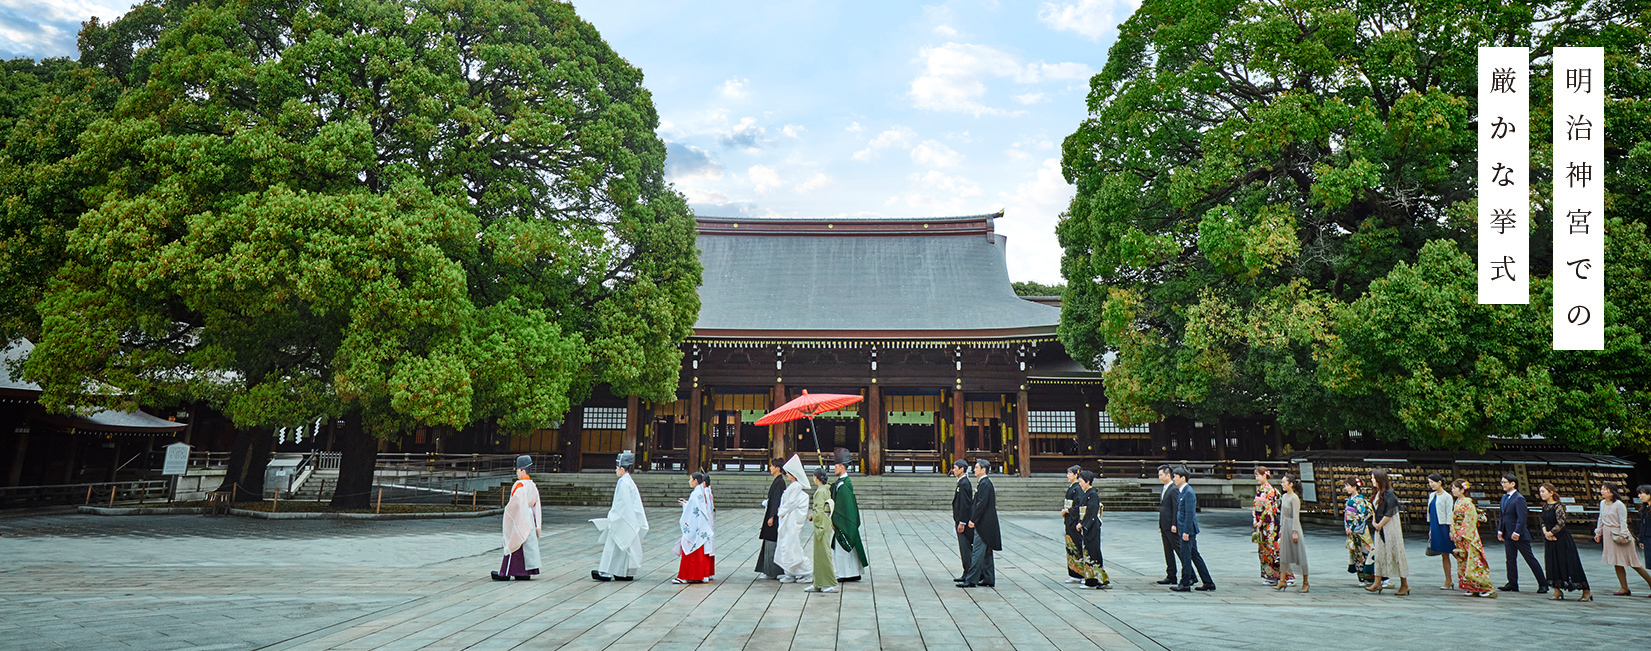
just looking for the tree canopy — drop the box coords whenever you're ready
[1058,0,1651,453]
[4,0,700,501]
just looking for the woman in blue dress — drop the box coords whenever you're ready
[1425,472,1456,590]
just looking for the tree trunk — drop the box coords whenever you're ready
[330,409,376,509]
[214,427,273,501]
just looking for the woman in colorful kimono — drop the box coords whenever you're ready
[1252,466,1290,585]
[1448,479,1496,598]
[673,472,715,584]
[1343,477,1376,586]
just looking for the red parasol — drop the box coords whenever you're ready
[754,390,863,468]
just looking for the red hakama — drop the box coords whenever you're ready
[678,547,715,582]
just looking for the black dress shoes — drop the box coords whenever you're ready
[1195,584,1217,591]
[514,575,533,581]
[615,576,635,582]
[1156,578,1177,585]
[491,571,510,581]
[1537,586,1550,594]
[591,571,613,582]
[1498,584,1518,592]
[1170,585,1192,592]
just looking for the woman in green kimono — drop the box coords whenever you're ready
[806,469,839,593]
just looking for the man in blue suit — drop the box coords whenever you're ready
[1168,466,1215,592]
[1497,473,1549,593]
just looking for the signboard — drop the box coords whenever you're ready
[1477,47,1529,304]
[1552,47,1605,350]
[162,442,191,476]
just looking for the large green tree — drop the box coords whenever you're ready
[1059,0,1651,453]
[16,0,699,505]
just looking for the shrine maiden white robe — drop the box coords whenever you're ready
[774,479,812,578]
[596,472,649,577]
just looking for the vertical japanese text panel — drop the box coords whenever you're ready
[1478,47,1528,304]
[1552,47,1604,350]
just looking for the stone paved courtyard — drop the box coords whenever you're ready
[2,503,1648,651]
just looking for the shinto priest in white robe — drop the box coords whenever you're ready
[773,454,813,579]
[593,453,649,578]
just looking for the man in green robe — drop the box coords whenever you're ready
[805,469,839,593]
[830,448,869,581]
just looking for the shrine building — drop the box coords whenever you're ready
[511,213,1147,476]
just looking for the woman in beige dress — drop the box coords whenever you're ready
[1366,468,1410,596]
[1276,473,1309,593]
[1593,482,1651,596]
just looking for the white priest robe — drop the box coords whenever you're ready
[502,478,542,571]
[596,472,649,577]
[773,480,812,578]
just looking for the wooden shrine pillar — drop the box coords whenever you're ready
[1016,389,1031,477]
[1076,401,1095,468]
[771,383,787,460]
[623,394,640,459]
[951,389,966,464]
[866,384,883,475]
[687,388,704,472]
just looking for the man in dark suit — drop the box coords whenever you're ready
[754,457,787,579]
[1156,464,1179,585]
[950,459,973,581]
[1169,466,1215,592]
[1497,473,1549,593]
[957,458,1000,588]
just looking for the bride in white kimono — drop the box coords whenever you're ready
[493,455,541,581]
[592,451,649,581]
[774,454,813,583]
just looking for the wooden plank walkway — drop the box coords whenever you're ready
[259,510,1154,651]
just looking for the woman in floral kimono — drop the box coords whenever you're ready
[1449,479,1496,598]
[1252,466,1290,584]
[673,472,715,584]
[1342,477,1375,586]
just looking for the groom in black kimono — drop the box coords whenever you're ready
[754,457,786,579]
[957,458,1000,588]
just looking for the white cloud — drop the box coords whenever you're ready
[720,117,767,151]
[934,24,958,36]
[909,43,1093,117]
[1037,0,1139,41]
[0,0,131,59]
[846,121,864,134]
[996,157,1076,283]
[1012,92,1047,105]
[796,173,831,193]
[890,170,985,214]
[910,140,963,168]
[719,78,750,99]
[782,124,806,138]
[853,125,917,161]
[748,165,783,193]
[664,142,724,182]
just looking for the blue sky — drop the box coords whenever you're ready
[4,0,1137,283]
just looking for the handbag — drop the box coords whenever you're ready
[1610,529,1634,545]
[1251,531,1261,544]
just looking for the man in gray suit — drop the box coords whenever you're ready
[950,459,973,581]
[1156,464,1179,585]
